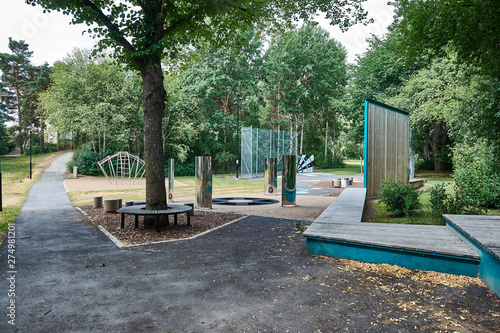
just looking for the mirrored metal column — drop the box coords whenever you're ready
[195,156,212,209]
[168,158,174,203]
[281,155,296,206]
[264,158,277,195]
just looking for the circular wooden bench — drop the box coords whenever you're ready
[119,204,192,232]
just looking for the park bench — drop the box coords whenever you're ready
[119,204,192,232]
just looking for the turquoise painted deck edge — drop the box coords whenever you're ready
[445,220,484,258]
[305,236,479,277]
[446,218,500,298]
[480,251,500,298]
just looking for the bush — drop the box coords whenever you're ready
[314,154,345,169]
[67,142,108,176]
[453,141,500,209]
[430,182,485,222]
[23,142,60,155]
[379,178,420,217]
[173,161,195,176]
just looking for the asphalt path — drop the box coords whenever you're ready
[1,153,498,332]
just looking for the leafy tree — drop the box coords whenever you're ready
[263,24,348,165]
[388,56,472,172]
[0,38,49,153]
[179,31,263,171]
[392,0,500,174]
[29,0,371,210]
[0,83,12,154]
[392,0,500,76]
[346,32,428,146]
[39,49,143,156]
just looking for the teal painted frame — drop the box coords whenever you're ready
[446,218,500,298]
[305,236,479,277]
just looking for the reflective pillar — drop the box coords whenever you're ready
[168,158,174,203]
[264,158,277,195]
[281,155,296,206]
[195,156,212,209]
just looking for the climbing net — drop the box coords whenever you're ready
[97,151,146,185]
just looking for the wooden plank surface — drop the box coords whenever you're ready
[313,188,366,224]
[445,215,500,260]
[305,222,479,258]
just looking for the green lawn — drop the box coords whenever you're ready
[0,151,69,234]
[315,159,364,176]
[67,175,282,207]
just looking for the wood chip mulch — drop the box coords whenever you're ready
[77,205,243,246]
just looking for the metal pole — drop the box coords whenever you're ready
[235,93,242,179]
[29,129,32,179]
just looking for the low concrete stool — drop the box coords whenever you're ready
[93,196,103,208]
[184,202,194,216]
[104,198,122,212]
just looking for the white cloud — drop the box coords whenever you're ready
[0,2,96,65]
[318,0,395,64]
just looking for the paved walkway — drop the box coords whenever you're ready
[1,154,499,332]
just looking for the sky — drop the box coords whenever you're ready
[0,0,394,66]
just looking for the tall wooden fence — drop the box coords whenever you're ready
[364,98,409,197]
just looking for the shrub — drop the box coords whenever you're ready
[429,182,449,222]
[314,154,345,169]
[453,141,500,209]
[67,142,108,176]
[173,161,195,176]
[24,142,59,155]
[430,182,485,222]
[379,178,420,217]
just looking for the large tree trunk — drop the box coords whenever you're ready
[431,122,447,173]
[300,114,304,155]
[324,118,328,160]
[39,122,45,153]
[332,112,336,165]
[139,57,167,210]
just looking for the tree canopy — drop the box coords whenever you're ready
[391,0,500,75]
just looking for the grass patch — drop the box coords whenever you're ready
[0,151,70,234]
[367,172,499,225]
[67,175,281,207]
[316,159,364,176]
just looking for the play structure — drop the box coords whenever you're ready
[98,151,146,185]
[282,155,296,206]
[195,156,212,209]
[296,154,314,172]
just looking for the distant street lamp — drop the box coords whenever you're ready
[27,125,35,179]
[234,93,242,179]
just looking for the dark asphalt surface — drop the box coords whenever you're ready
[1,154,499,332]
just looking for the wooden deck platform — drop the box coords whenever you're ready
[304,188,481,277]
[446,215,500,298]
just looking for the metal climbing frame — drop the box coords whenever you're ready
[98,151,146,185]
[240,126,297,179]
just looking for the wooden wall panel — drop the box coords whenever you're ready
[364,99,409,197]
